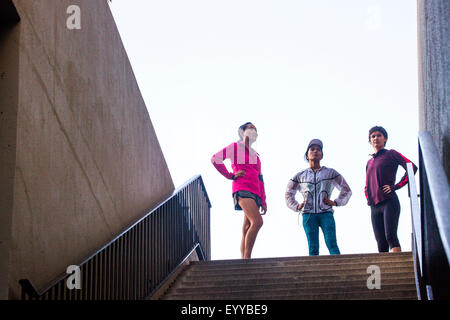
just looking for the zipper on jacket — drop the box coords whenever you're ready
[314,170,317,213]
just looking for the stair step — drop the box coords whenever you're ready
[191,252,413,267]
[174,273,414,289]
[190,256,412,271]
[186,260,413,276]
[182,266,414,281]
[163,287,417,300]
[170,279,415,295]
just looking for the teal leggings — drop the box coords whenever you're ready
[302,212,340,256]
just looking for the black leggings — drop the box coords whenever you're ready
[370,196,401,252]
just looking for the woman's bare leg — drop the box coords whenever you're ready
[241,215,250,259]
[391,246,402,252]
[238,198,263,259]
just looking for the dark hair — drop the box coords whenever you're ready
[238,122,255,140]
[368,126,388,145]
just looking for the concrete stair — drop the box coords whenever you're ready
[155,252,417,300]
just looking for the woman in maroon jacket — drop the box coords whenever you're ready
[365,126,417,253]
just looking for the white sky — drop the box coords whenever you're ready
[109,0,419,260]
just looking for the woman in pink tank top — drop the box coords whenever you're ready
[211,122,267,259]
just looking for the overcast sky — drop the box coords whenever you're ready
[109,0,419,260]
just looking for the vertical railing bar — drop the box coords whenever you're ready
[111,243,114,300]
[61,280,65,301]
[148,215,151,296]
[117,239,120,300]
[105,245,108,300]
[136,223,140,299]
[130,229,134,300]
[108,246,111,300]
[145,217,150,296]
[169,199,173,272]
[138,223,142,299]
[134,225,138,299]
[126,232,131,300]
[141,220,145,298]
[93,256,97,300]
[165,200,169,275]
[88,260,93,300]
[82,264,87,300]
[158,207,162,286]
[60,278,67,301]
[99,251,104,300]
[96,255,100,300]
[149,215,154,294]
[92,255,99,300]
[137,220,145,300]
[119,238,124,300]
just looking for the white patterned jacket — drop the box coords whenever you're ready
[285,166,352,214]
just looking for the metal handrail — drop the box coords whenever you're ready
[19,174,211,300]
[418,132,450,260]
[407,163,422,272]
[407,131,450,300]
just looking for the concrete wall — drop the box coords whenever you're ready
[417,0,450,181]
[0,0,20,300]
[4,0,174,299]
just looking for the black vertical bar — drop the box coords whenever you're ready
[53,283,58,300]
[93,257,98,300]
[149,218,153,297]
[88,261,92,300]
[139,221,143,299]
[145,214,153,295]
[158,206,162,285]
[130,229,134,300]
[104,247,109,300]
[136,223,140,299]
[110,244,114,300]
[134,225,138,299]
[141,221,145,298]
[92,258,96,300]
[99,252,104,300]
[82,264,87,300]
[112,243,117,300]
[125,232,132,300]
[169,198,173,272]
[114,242,118,300]
[119,238,123,300]
[150,214,154,294]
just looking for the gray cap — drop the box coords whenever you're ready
[306,139,323,154]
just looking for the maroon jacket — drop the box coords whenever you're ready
[365,149,417,206]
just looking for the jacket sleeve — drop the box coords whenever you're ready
[391,150,418,191]
[259,175,267,208]
[285,176,300,212]
[258,159,267,208]
[364,163,369,201]
[211,143,235,180]
[332,170,352,207]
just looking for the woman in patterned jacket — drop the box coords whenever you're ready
[285,139,352,256]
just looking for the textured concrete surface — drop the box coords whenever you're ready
[0,0,20,300]
[417,0,450,181]
[3,0,174,299]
